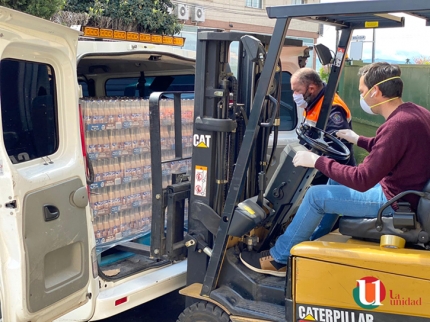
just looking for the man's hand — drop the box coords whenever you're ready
[336,129,359,145]
[293,151,320,168]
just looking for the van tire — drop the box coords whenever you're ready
[177,301,231,322]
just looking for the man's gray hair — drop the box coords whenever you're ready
[292,68,323,88]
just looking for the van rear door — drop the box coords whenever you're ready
[0,7,92,321]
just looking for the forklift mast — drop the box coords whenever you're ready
[186,30,304,294]
[185,19,352,312]
[186,28,342,300]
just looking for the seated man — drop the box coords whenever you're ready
[291,68,356,184]
[240,62,430,277]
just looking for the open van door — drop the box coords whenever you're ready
[0,7,93,322]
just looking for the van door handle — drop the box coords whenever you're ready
[44,205,60,222]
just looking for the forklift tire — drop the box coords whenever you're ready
[177,301,231,322]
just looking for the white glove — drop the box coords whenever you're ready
[292,151,320,168]
[336,129,359,145]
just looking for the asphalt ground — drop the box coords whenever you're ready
[100,290,185,322]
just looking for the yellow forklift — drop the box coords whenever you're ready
[178,1,430,321]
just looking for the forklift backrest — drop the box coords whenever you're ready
[418,179,430,234]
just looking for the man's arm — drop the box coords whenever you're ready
[326,105,350,134]
[328,105,375,153]
[315,123,407,192]
[326,106,356,165]
[357,136,376,153]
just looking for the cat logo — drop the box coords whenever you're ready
[298,314,316,321]
[193,134,211,148]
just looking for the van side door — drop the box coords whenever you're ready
[0,7,93,321]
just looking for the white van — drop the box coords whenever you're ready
[0,6,308,321]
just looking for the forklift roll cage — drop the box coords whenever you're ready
[197,0,430,298]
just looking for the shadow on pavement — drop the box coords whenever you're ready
[100,291,185,322]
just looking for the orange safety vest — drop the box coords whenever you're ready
[303,93,352,127]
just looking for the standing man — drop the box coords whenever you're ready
[240,62,430,277]
[292,68,356,184]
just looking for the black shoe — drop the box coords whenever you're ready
[239,250,287,277]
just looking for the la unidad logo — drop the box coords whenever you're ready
[353,276,422,309]
[353,277,386,310]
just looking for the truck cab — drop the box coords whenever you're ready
[0,7,309,321]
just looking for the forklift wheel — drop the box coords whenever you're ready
[177,301,231,322]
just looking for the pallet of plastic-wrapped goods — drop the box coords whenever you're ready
[82,97,192,254]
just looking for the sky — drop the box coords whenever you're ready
[316,0,430,64]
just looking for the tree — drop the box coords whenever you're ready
[62,0,181,35]
[63,0,92,13]
[318,65,330,83]
[0,0,64,19]
[413,55,430,65]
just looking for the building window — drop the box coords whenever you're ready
[292,0,306,4]
[246,0,262,9]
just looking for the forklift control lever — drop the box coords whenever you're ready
[184,234,213,257]
[260,95,278,127]
[272,182,286,199]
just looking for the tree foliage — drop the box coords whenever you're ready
[413,55,430,65]
[62,0,92,13]
[63,0,181,35]
[0,0,65,19]
[318,65,330,83]
[0,0,180,35]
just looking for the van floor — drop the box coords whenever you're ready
[99,253,170,280]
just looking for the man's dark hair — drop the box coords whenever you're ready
[293,68,323,88]
[358,62,403,98]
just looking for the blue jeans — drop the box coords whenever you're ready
[270,179,393,264]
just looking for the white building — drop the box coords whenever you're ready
[173,0,321,67]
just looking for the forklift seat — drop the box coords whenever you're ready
[339,180,430,245]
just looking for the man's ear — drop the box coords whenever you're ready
[308,83,316,93]
[371,85,380,98]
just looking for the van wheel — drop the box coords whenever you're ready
[177,301,231,322]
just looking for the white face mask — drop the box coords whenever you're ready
[360,92,376,115]
[359,76,402,115]
[293,93,308,109]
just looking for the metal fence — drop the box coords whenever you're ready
[337,62,430,162]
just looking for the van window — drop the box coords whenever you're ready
[78,79,89,97]
[105,75,195,99]
[279,71,297,131]
[1,59,58,164]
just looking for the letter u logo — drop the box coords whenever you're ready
[357,279,382,305]
[353,276,386,310]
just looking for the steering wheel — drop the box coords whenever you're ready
[296,123,350,161]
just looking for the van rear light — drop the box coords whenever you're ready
[115,297,128,306]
